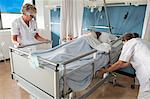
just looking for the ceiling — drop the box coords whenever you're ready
[48,0,147,7]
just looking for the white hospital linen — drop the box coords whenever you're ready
[29,36,110,91]
[83,33,101,48]
[29,34,112,68]
[11,17,39,45]
[119,38,150,97]
[94,43,111,53]
[99,32,118,43]
[28,53,40,69]
[84,32,111,53]
[29,36,92,68]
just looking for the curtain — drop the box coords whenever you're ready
[142,0,150,42]
[60,0,84,42]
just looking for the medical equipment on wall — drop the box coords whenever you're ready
[85,0,112,34]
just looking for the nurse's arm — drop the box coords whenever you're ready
[11,35,20,47]
[34,33,49,42]
[105,60,130,73]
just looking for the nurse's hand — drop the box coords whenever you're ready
[17,44,24,48]
[14,42,21,48]
[14,42,24,48]
[96,67,107,78]
[100,68,108,75]
[44,39,51,43]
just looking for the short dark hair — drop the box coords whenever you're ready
[122,33,139,41]
[95,32,102,39]
[133,33,139,38]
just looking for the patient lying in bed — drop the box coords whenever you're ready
[29,31,118,92]
[85,31,118,43]
[83,31,118,52]
[30,31,118,68]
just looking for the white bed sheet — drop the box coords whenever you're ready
[29,36,124,93]
[29,36,110,92]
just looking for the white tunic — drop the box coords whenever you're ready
[119,38,150,91]
[11,17,39,45]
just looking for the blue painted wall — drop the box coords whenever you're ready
[50,5,146,44]
[83,5,146,36]
[105,5,145,36]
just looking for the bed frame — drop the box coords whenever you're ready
[9,39,122,99]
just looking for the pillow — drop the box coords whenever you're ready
[98,32,118,43]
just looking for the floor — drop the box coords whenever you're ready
[0,61,30,99]
[0,61,139,99]
[86,75,139,99]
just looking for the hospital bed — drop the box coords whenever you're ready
[9,36,123,99]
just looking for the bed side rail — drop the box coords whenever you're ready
[9,46,58,70]
[110,38,122,45]
[9,46,30,56]
[61,49,97,65]
[61,39,123,66]
[17,41,51,48]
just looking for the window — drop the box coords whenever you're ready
[1,13,21,29]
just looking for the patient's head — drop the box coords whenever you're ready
[122,33,139,42]
[133,33,140,38]
[84,31,101,39]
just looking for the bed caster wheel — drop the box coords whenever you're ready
[131,85,135,89]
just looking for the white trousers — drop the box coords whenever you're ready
[138,90,150,99]
[138,80,150,99]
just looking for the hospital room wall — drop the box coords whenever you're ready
[35,0,51,43]
[142,0,150,42]
[0,30,13,60]
[83,5,146,36]
[50,5,146,47]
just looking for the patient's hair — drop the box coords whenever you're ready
[133,33,140,38]
[95,32,102,39]
[122,33,139,41]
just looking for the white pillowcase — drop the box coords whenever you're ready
[98,32,118,43]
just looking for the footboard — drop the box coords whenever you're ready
[10,47,59,99]
[9,46,98,99]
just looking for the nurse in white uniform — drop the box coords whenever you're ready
[11,3,49,48]
[100,33,150,99]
